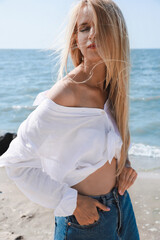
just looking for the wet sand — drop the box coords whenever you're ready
[0,167,160,240]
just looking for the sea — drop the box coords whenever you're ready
[0,49,160,174]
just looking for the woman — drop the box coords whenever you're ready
[0,0,139,239]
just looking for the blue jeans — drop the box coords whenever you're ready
[54,187,140,240]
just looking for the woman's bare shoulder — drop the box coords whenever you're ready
[46,77,78,107]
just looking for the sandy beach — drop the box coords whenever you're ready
[0,167,160,240]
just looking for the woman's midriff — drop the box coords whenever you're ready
[71,157,117,196]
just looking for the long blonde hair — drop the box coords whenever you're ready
[57,0,131,176]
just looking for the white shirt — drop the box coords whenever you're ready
[0,90,123,217]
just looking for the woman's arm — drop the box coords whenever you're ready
[0,105,78,217]
[5,165,77,217]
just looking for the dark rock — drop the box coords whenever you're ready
[14,236,24,240]
[0,132,17,156]
[21,213,34,220]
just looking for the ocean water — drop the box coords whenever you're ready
[0,49,160,172]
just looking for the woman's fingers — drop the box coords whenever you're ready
[125,171,138,191]
[118,167,128,194]
[95,200,110,211]
[118,167,138,195]
[74,194,110,226]
[120,168,135,194]
[125,168,134,182]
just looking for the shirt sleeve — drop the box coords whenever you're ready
[5,166,78,217]
[0,105,78,217]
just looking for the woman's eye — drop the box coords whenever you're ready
[80,27,90,32]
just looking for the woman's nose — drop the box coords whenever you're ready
[88,26,95,40]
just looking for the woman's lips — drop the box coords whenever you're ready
[87,43,96,49]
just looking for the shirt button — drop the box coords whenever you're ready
[68,222,71,226]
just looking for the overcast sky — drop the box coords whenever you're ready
[0,0,159,49]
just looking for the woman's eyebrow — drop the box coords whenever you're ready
[78,22,89,27]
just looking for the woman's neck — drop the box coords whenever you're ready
[80,59,106,92]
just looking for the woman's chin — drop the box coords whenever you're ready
[84,55,102,64]
[88,58,103,65]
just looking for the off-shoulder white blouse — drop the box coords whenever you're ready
[0,90,123,217]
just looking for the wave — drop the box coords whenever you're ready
[130,96,160,102]
[1,105,35,111]
[12,105,35,110]
[129,143,160,158]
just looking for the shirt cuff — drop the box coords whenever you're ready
[54,187,78,217]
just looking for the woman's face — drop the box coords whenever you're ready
[76,5,102,63]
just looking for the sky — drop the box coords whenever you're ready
[0,0,159,49]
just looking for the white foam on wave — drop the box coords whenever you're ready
[129,143,160,158]
[12,105,35,110]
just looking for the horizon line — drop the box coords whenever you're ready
[0,47,160,50]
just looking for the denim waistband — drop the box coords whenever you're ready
[84,186,118,201]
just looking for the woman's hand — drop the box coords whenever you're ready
[73,193,110,225]
[117,166,138,195]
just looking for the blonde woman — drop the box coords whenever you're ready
[0,0,140,239]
